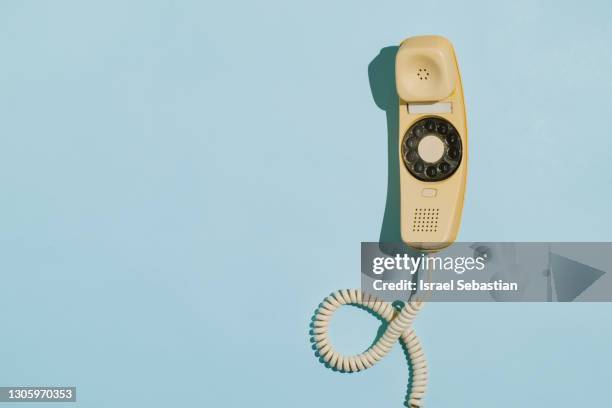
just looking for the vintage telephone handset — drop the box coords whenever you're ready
[311,36,467,406]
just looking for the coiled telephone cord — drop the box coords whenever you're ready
[312,289,427,407]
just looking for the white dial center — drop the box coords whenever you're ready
[418,134,445,163]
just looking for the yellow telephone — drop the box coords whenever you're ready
[396,35,467,250]
[311,36,467,408]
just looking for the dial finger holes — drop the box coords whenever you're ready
[401,116,463,182]
[404,150,419,162]
[405,136,419,149]
[438,161,450,173]
[414,160,425,173]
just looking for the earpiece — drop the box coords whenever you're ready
[396,36,457,102]
[396,36,468,251]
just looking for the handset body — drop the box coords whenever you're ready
[396,36,467,251]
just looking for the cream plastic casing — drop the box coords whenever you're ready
[396,35,467,251]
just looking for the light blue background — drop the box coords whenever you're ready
[1,1,611,407]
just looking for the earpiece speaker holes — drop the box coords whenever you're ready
[417,68,430,81]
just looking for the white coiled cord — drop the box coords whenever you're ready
[312,289,427,407]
